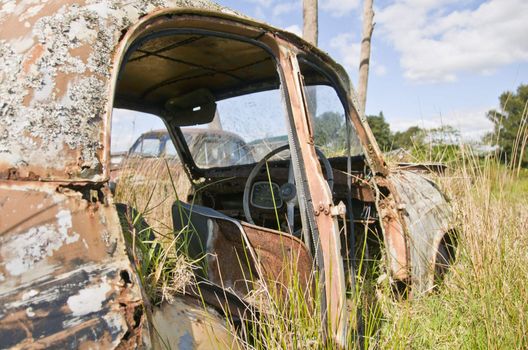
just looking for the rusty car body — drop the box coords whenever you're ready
[0,0,453,348]
[111,127,253,173]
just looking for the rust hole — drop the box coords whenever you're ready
[120,270,132,286]
[118,304,144,348]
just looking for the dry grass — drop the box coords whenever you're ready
[375,154,528,349]
[115,157,192,231]
[114,158,198,304]
[226,144,528,349]
[117,141,528,349]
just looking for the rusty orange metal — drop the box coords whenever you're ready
[1,1,454,348]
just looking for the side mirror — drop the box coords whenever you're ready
[164,89,216,126]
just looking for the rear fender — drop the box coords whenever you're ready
[388,171,452,293]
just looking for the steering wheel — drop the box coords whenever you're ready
[243,144,334,234]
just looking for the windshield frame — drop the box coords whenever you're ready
[158,30,293,179]
[297,55,366,159]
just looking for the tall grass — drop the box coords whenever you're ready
[115,158,192,232]
[114,158,198,305]
[376,122,528,348]
[229,145,528,348]
[116,134,528,349]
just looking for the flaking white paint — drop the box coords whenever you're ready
[66,278,111,316]
[1,208,80,276]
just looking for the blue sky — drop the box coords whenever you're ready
[112,0,528,151]
[219,0,528,137]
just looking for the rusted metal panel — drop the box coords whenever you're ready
[389,170,452,293]
[0,182,149,348]
[0,0,228,182]
[375,176,410,281]
[152,296,238,349]
[278,48,348,346]
[242,222,313,295]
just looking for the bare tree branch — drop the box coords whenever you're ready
[303,0,318,45]
[358,0,374,115]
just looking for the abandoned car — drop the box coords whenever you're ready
[0,0,453,348]
[112,127,253,170]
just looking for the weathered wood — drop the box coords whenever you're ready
[303,0,318,120]
[358,0,374,115]
[303,0,318,45]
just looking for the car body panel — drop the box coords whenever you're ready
[389,170,452,293]
[151,297,237,350]
[0,1,453,348]
[0,182,150,348]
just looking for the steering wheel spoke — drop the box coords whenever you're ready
[243,144,334,237]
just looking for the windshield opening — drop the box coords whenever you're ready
[298,59,363,159]
[115,30,289,171]
[182,87,288,168]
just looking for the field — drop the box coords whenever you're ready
[375,158,528,349]
[115,151,528,349]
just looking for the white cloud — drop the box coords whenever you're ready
[377,0,528,82]
[330,33,387,80]
[272,1,300,17]
[244,0,274,8]
[284,24,302,37]
[390,106,494,140]
[320,0,360,17]
[374,64,387,76]
[330,33,361,71]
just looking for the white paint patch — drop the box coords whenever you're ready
[22,289,39,301]
[66,278,111,316]
[26,307,35,317]
[5,285,60,310]
[1,2,16,14]
[11,36,35,54]
[33,73,54,101]
[85,3,111,19]
[68,17,97,43]
[103,312,125,334]
[1,208,80,276]
[20,4,45,21]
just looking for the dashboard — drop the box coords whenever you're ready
[250,181,283,209]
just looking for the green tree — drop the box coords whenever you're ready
[314,111,346,152]
[367,112,393,150]
[393,126,426,149]
[427,125,461,145]
[486,84,528,166]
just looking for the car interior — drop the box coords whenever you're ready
[112,21,381,302]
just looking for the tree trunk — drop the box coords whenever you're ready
[303,0,318,45]
[357,0,374,115]
[303,0,318,121]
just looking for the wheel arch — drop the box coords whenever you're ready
[380,170,454,293]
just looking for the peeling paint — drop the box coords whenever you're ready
[0,1,453,348]
[67,277,111,316]
[0,0,233,181]
[0,2,253,348]
[25,307,35,317]
[22,289,39,300]
[2,209,79,276]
